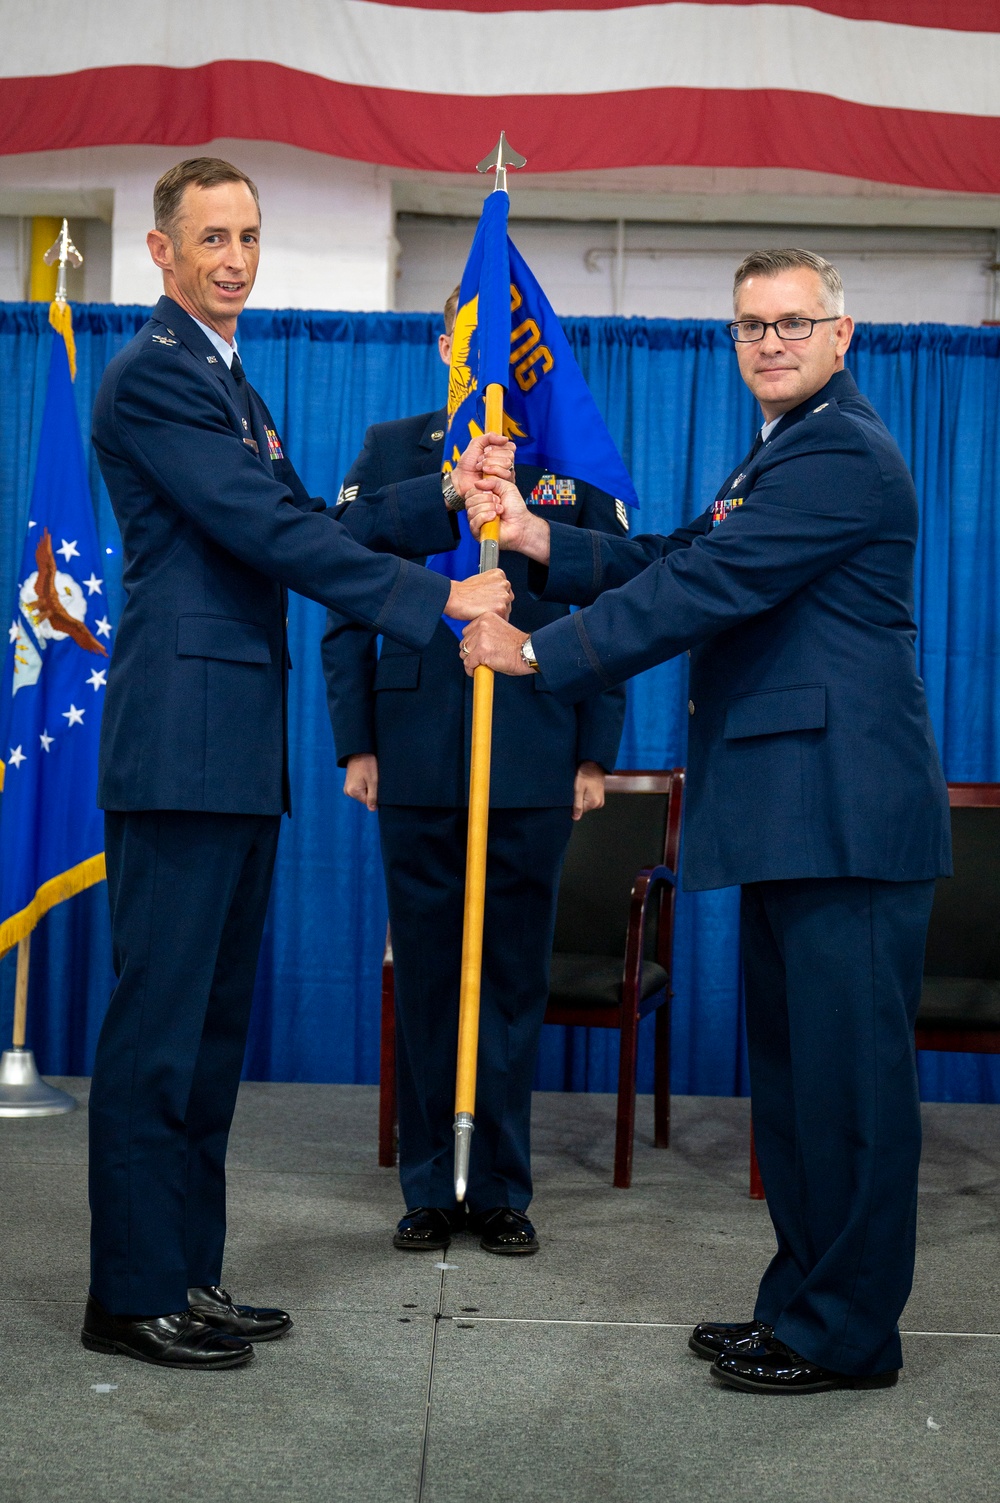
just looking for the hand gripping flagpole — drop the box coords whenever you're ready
[453,133,527,1201]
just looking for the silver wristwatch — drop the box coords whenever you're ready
[441,471,465,511]
[520,636,540,673]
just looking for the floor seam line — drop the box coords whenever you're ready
[414,1265,447,1503]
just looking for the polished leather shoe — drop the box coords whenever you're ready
[81,1294,253,1370]
[689,1319,773,1360]
[187,1285,293,1342]
[712,1335,899,1393]
[393,1205,466,1251]
[470,1206,539,1256]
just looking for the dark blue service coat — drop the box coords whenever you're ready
[92,297,449,816]
[323,408,627,806]
[528,369,952,889]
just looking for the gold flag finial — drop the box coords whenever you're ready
[42,219,83,379]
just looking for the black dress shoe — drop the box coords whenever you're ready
[712,1336,899,1394]
[81,1294,253,1370]
[393,1206,466,1251]
[187,1286,293,1342]
[689,1319,773,1360]
[470,1207,539,1256]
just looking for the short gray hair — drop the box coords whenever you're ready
[733,249,845,317]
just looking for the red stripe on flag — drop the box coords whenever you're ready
[3,64,1000,193]
[347,0,1000,27]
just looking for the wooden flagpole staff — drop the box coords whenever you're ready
[453,133,526,1202]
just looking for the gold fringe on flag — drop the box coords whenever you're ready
[0,853,106,958]
[49,298,76,381]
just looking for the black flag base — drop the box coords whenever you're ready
[0,1047,76,1117]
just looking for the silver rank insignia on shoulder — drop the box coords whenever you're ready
[430,429,444,442]
[151,334,177,346]
[812,402,829,413]
[615,499,629,531]
[206,355,218,363]
[337,483,360,505]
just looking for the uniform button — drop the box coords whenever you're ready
[688,699,695,715]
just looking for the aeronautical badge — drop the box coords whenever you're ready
[711,496,744,528]
[337,483,360,505]
[151,334,177,346]
[530,474,576,506]
[265,428,284,461]
[615,499,629,532]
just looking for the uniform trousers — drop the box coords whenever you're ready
[378,805,574,1213]
[742,875,937,1376]
[89,809,280,1316]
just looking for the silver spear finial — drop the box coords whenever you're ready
[476,132,527,194]
[42,218,83,304]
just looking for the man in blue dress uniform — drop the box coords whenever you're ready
[323,288,628,1256]
[461,250,951,1392]
[84,160,512,1370]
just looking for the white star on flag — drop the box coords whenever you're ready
[8,745,25,768]
[95,616,112,638]
[86,668,107,691]
[8,620,18,643]
[39,731,54,752]
[62,704,85,727]
[56,539,80,562]
[83,574,103,595]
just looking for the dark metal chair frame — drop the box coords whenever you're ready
[377,768,686,1190]
[542,768,685,1189]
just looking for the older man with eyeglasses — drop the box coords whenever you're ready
[458,248,952,1395]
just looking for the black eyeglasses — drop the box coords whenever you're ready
[728,317,840,343]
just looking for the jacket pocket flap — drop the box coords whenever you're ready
[177,615,272,664]
[374,653,421,691]
[724,684,826,740]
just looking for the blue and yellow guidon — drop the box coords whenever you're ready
[443,190,638,508]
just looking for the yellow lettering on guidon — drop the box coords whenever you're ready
[508,283,554,392]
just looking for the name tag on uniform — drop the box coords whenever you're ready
[711,496,743,527]
[530,474,576,505]
[243,437,259,454]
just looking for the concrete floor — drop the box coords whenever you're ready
[1,1083,998,1503]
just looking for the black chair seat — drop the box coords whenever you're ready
[548,953,669,1011]
[917,976,1000,1030]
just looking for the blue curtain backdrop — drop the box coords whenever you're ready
[0,303,997,1103]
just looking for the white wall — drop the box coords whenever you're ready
[0,141,395,309]
[1,140,998,322]
[396,216,999,326]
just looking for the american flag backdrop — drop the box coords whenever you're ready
[1,1,999,194]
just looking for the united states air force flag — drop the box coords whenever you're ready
[430,190,638,626]
[0,315,113,953]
